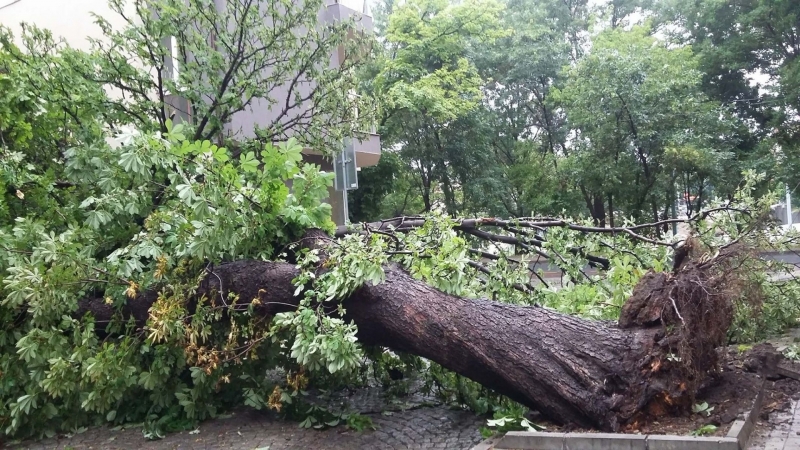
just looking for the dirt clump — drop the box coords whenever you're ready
[532,344,800,437]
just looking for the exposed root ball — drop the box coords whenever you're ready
[618,248,741,421]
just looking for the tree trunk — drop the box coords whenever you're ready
[581,188,606,227]
[348,265,650,430]
[77,252,733,432]
[608,193,614,228]
[594,194,607,227]
[652,201,661,237]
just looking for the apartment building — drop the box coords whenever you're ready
[0,0,381,225]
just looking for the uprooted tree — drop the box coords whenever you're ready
[76,225,748,431]
[3,0,800,441]
[1,109,798,437]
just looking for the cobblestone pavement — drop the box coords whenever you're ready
[7,375,486,450]
[8,406,484,450]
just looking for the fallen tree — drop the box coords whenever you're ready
[2,127,792,438]
[76,224,742,431]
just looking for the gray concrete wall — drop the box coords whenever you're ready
[771,205,800,225]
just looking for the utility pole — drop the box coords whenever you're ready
[787,183,793,227]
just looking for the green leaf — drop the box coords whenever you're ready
[119,152,144,174]
[176,184,196,204]
[240,151,259,173]
[15,394,37,416]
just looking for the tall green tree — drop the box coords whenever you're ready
[656,0,800,189]
[370,0,505,215]
[59,0,368,146]
[555,25,736,225]
[469,0,590,217]
[347,150,425,221]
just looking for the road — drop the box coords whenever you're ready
[762,251,800,266]
[525,250,800,278]
[520,251,800,287]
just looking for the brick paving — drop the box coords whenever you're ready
[6,374,486,450]
[749,327,800,450]
[7,406,484,450]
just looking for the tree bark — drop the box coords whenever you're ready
[77,250,733,432]
[347,265,652,430]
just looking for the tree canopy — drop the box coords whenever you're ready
[355,0,800,224]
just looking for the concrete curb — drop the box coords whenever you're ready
[725,378,767,450]
[471,434,503,450]
[472,380,767,450]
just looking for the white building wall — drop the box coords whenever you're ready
[0,0,366,47]
[0,0,131,49]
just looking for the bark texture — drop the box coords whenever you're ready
[77,252,734,431]
[347,264,650,430]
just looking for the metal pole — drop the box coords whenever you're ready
[342,188,349,225]
[787,183,793,227]
[672,170,678,236]
[341,152,349,225]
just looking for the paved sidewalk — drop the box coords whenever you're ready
[748,327,800,450]
[749,400,800,450]
[7,369,487,449]
[8,406,484,450]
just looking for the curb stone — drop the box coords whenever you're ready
[724,378,766,450]
[471,434,503,450]
[473,380,767,450]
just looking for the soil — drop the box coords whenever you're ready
[523,343,800,437]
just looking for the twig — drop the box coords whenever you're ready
[466,260,538,299]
